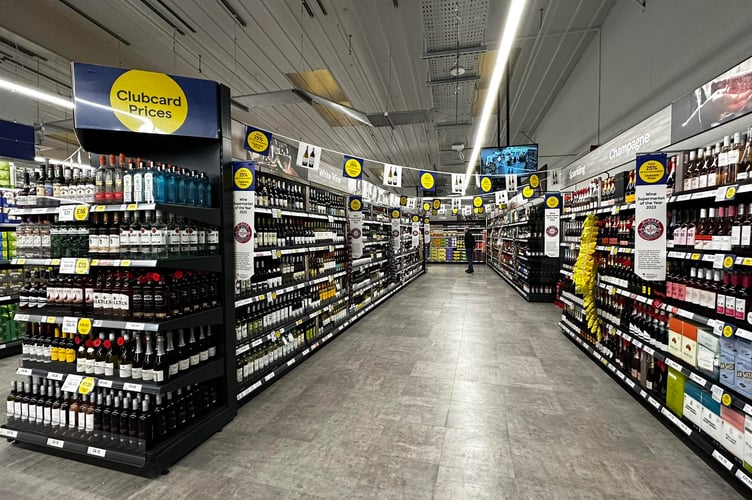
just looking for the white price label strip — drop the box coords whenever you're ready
[16,368,31,376]
[736,470,752,490]
[0,428,17,439]
[712,450,733,471]
[688,372,707,387]
[87,446,107,458]
[98,380,113,389]
[286,358,296,367]
[46,438,64,448]
[264,372,275,382]
[123,383,142,393]
[47,372,64,381]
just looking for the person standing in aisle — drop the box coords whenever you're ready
[464,226,475,273]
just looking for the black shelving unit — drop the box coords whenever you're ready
[1,68,236,477]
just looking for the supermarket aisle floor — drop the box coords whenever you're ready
[0,265,744,499]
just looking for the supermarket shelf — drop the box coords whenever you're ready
[234,270,348,308]
[253,243,345,257]
[667,250,752,268]
[363,240,389,247]
[488,262,553,303]
[237,270,425,403]
[11,256,221,273]
[18,358,224,396]
[0,223,18,230]
[0,339,22,358]
[91,203,220,226]
[561,202,635,220]
[558,320,752,494]
[13,307,223,332]
[668,183,752,204]
[595,245,634,254]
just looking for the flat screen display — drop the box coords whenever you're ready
[480,144,538,176]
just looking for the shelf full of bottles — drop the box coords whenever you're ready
[555,125,752,492]
[233,173,424,404]
[0,81,236,476]
[487,203,557,302]
[428,222,486,263]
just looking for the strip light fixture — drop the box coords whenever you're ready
[0,77,74,110]
[462,0,528,194]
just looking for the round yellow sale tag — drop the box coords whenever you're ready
[391,209,400,219]
[74,205,89,221]
[344,158,362,178]
[722,393,732,407]
[723,325,734,338]
[246,130,269,154]
[77,318,92,335]
[432,199,441,210]
[420,172,435,190]
[422,202,431,211]
[530,174,540,188]
[473,196,483,208]
[79,377,96,395]
[480,177,492,192]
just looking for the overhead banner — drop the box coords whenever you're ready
[348,196,364,259]
[505,174,518,192]
[472,196,483,208]
[495,190,508,205]
[451,174,464,193]
[411,215,420,248]
[407,198,416,209]
[635,153,668,281]
[480,176,493,193]
[419,170,436,192]
[296,142,321,170]
[72,62,218,138]
[232,162,255,281]
[423,217,431,239]
[544,193,561,258]
[343,155,363,180]
[390,208,401,252]
[244,126,272,156]
[462,206,472,216]
[383,164,402,187]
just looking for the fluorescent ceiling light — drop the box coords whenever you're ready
[463,0,528,194]
[0,77,74,110]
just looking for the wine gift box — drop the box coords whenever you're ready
[720,335,737,387]
[721,405,746,460]
[666,367,686,417]
[734,337,752,398]
[700,390,723,443]
[683,381,704,428]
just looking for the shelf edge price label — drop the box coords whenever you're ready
[46,438,64,449]
[62,316,78,334]
[123,382,142,393]
[78,376,96,395]
[722,393,733,407]
[0,428,17,439]
[74,205,90,221]
[58,206,75,221]
[716,184,738,202]
[16,367,31,376]
[87,446,107,458]
[722,254,736,270]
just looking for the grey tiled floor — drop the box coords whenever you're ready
[0,265,745,498]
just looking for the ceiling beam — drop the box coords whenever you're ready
[421,45,487,60]
[425,75,480,86]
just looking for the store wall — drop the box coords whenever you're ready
[535,0,752,173]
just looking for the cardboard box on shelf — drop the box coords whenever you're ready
[721,405,745,460]
[720,335,737,388]
[735,337,752,398]
[700,391,723,443]
[666,367,687,417]
[683,381,704,427]
[680,322,698,367]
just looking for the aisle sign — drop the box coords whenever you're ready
[451,198,461,210]
[343,155,363,180]
[472,196,483,208]
[495,191,508,206]
[422,201,431,212]
[411,215,420,248]
[423,218,430,239]
[505,174,518,191]
[419,171,436,192]
[233,162,256,280]
[635,153,668,281]
[348,196,364,259]
[432,199,441,210]
[480,176,493,193]
[544,193,562,258]
[244,126,272,156]
[407,198,416,209]
[390,208,401,252]
[71,63,218,138]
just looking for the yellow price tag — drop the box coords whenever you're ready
[120,259,131,267]
[94,205,105,213]
[722,393,732,407]
[723,324,735,338]
[275,331,281,338]
[90,259,99,266]
[46,316,56,324]
[77,318,92,335]
[126,203,137,211]
[79,377,96,395]
[271,292,277,300]
[75,258,90,275]
[258,294,266,301]
[690,253,701,260]
[744,258,752,267]
[276,250,282,258]
[74,205,90,220]
[16,258,25,265]
[50,259,60,265]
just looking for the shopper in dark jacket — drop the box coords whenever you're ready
[464,227,475,273]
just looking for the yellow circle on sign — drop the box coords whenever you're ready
[723,325,734,337]
[478,206,485,214]
[74,205,89,221]
[530,174,540,188]
[473,196,483,208]
[344,158,362,178]
[246,130,269,153]
[546,196,559,209]
[77,318,92,335]
[412,215,419,222]
[726,186,737,200]
[391,209,400,219]
[722,393,732,407]
[423,202,431,211]
[349,198,362,211]
[400,196,407,206]
[109,70,188,134]
[637,160,665,184]
[522,186,534,198]
[723,256,734,269]
[432,199,441,210]
[452,208,458,214]
[234,167,253,190]
[480,177,492,192]
[420,172,435,190]
[473,207,479,214]
[424,218,429,224]
[79,377,96,395]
